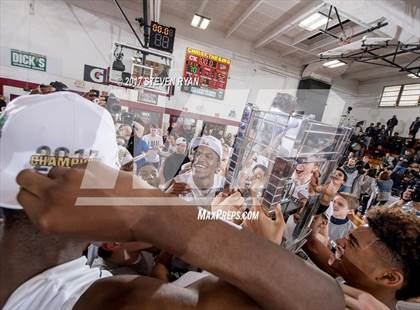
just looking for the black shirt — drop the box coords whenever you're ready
[365,126,376,137]
[163,153,190,182]
[409,120,420,134]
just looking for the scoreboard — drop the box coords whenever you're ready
[149,21,176,53]
[181,47,231,100]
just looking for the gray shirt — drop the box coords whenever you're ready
[328,216,354,241]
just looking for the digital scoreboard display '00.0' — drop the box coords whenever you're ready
[149,21,176,53]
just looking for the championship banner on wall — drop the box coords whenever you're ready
[181,47,231,100]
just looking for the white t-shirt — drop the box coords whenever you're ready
[396,301,420,310]
[3,257,111,310]
[172,271,212,288]
[143,134,163,163]
[174,171,225,209]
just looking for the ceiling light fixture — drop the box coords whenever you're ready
[191,14,211,30]
[299,12,330,31]
[407,73,419,79]
[323,59,346,68]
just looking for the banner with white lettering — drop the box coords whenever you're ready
[10,49,47,72]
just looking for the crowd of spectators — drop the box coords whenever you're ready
[347,117,420,204]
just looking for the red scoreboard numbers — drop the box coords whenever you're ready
[182,47,231,100]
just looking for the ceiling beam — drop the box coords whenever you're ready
[155,0,161,22]
[197,0,209,15]
[343,67,402,80]
[148,0,161,22]
[281,22,375,59]
[342,58,419,80]
[307,24,366,52]
[279,7,387,58]
[254,0,324,49]
[225,0,264,38]
[290,20,347,46]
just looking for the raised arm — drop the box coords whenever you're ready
[16,162,344,309]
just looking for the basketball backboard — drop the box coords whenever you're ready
[320,36,393,57]
[109,42,173,96]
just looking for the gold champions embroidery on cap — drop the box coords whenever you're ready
[29,155,92,167]
[29,146,99,168]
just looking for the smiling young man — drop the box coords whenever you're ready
[169,135,225,208]
[304,207,420,309]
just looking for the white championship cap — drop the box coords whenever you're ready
[0,92,119,209]
[195,135,223,160]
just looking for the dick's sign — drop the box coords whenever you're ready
[11,49,47,72]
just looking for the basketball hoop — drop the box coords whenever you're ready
[109,42,173,97]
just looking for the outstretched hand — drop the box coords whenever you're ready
[165,181,192,196]
[211,191,246,224]
[243,204,285,245]
[211,191,244,213]
[341,285,390,310]
[16,161,158,241]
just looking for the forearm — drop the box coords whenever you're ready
[388,199,404,208]
[17,166,344,309]
[134,205,344,309]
